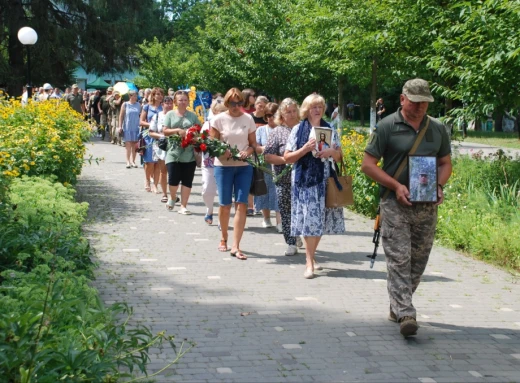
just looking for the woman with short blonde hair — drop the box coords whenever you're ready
[283,94,345,278]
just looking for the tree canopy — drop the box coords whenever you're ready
[5,0,520,125]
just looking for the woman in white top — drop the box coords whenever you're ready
[149,96,173,203]
[210,88,258,260]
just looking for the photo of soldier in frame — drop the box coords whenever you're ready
[408,155,438,203]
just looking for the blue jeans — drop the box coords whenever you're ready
[214,165,253,206]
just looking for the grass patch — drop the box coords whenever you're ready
[453,130,520,150]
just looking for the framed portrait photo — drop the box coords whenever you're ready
[408,155,438,203]
[312,127,333,152]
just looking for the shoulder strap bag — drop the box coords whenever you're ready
[325,158,354,208]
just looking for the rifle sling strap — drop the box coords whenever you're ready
[381,116,431,202]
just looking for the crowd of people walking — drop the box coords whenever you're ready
[24,79,451,338]
[63,85,346,279]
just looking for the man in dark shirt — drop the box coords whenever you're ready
[65,84,85,114]
[361,79,452,337]
[376,98,386,122]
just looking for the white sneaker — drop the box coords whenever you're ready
[296,236,303,248]
[284,245,298,256]
[262,218,273,228]
[276,223,283,233]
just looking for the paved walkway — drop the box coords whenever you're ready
[77,139,520,383]
[452,141,520,158]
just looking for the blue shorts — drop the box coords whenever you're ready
[214,165,253,206]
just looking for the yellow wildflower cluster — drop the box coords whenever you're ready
[340,129,380,217]
[0,98,91,185]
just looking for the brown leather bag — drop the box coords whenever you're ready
[326,159,354,208]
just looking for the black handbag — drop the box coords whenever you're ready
[249,152,268,196]
[157,137,168,151]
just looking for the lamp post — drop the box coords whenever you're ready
[17,27,38,99]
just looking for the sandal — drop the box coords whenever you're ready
[161,196,168,203]
[204,214,213,225]
[166,199,175,211]
[218,240,228,252]
[230,250,247,260]
[178,207,192,215]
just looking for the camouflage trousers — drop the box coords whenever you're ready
[380,198,437,320]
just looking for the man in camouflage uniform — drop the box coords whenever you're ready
[361,79,452,337]
[410,173,437,202]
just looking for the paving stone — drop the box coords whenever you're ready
[216,367,232,374]
[282,344,302,350]
[78,140,520,383]
[490,334,511,340]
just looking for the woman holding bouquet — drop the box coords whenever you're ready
[284,94,345,279]
[210,87,258,260]
[162,90,200,215]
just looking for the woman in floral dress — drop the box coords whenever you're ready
[284,94,345,279]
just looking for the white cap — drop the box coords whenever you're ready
[43,83,53,90]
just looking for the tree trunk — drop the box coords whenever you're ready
[7,0,26,97]
[495,113,503,133]
[337,75,345,130]
[369,57,377,133]
[445,97,453,135]
[359,100,365,127]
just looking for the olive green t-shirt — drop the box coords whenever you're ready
[364,108,451,198]
[163,110,199,164]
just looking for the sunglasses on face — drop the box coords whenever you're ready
[229,101,244,107]
[264,114,274,119]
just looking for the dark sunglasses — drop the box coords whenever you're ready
[229,101,244,107]
[264,114,274,119]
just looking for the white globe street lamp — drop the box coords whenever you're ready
[17,27,38,99]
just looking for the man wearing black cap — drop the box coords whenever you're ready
[361,78,452,337]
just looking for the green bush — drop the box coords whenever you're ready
[341,128,379,218]
[437,152,520,271]
[340,127,520,271]
[0,177,183,382]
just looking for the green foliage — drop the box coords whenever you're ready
[0,99,91,185]
[341,129,379,217]
[437,152,520,270]
[1,0,176,95]
[196,0,336,98]
[0,177,184,381]
[134,38,204,90]
[423,0,520,120]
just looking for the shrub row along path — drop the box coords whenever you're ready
[78,138,520,383]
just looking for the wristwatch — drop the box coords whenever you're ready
[438,183,444,190]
